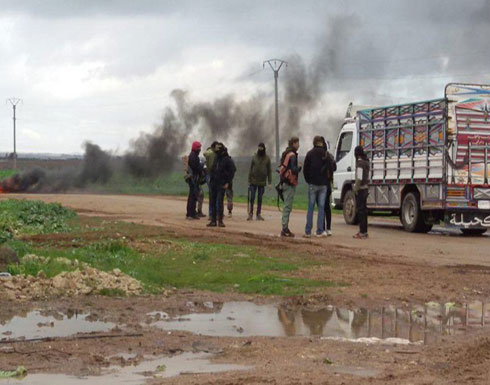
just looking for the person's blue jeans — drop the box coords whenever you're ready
[305,184,327,235]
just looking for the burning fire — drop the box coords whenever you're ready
[0,176,21,193]
[0,171,44,193]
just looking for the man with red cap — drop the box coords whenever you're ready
[186,141,203,220]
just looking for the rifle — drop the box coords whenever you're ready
[275,182,284,212]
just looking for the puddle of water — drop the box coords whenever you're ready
[150,301,490,344]
[0,310,115,341]
[4,352,252,385]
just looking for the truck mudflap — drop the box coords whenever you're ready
[446,211,490,228]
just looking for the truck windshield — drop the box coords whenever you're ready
[336,131,353,161]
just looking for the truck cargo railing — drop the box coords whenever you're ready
[467,142,490,185]
[358,99,446,184]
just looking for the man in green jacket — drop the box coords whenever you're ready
[247,143,272,221]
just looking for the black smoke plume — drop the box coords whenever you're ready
[0,142,113,193]
[123,89,274,177]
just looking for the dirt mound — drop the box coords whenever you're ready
[0,264,142,300]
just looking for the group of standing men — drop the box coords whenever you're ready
[185,141,236,227]
[185,136,369,239]
[277,136,336,238]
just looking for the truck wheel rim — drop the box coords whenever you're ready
[404,200,415,225]
[346,197,354,218]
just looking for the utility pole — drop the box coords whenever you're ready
[7,98,22,169]
[263,59,287,164]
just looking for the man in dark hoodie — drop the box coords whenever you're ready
[207,143,236,228]
[321,136,336,236]
[279,137,301,237]
[247,142,272,221]
[353,145,370,239]
[303,136,328,237]
[186,141,203,220]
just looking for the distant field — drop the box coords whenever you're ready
[0,158,341,213]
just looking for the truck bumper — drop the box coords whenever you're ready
[445,211,490,229]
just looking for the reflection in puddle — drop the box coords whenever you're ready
[152,301,490,344]
[5,352,252,385]
[0,310,115,340]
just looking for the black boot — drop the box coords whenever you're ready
[207,219,217,227]
[218,217,226,227]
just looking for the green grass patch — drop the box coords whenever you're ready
[0,199,77,243]
[7,236,342,296]
[84,163,342,212]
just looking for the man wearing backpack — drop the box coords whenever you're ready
[279,137,301,238]
[248,143,272,221]
[303,136,328,238]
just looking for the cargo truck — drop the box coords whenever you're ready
[332,83,490,234]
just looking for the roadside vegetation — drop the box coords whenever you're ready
[0,199,77,243]
[1,200,344,296]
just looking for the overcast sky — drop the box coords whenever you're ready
[1,0,490,155]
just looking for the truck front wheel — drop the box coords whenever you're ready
[401,192,432,233]
[343,189,359,225]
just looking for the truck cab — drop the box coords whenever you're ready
[332,121,356,207]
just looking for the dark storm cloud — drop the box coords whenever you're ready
[2,0,490,156]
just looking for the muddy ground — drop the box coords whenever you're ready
[1,194,490,384]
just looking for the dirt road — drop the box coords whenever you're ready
[2,193,490,384]
[5,193,489,267]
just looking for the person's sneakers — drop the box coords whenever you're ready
[281,228,295,238]
[247,213,253,221]
[218,220,226,228]
[256,214,265,221]
[316,231,328,238]
[197,211,206,218]
[207,220,217,227]
[303,233,311,239]
[353,232,368,239]
[186,216,200,220]
[326,230,332,236]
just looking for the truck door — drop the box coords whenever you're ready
[333,127,356,205]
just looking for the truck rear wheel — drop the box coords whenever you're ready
[460,228,487,236]
[401,192,432,233]
[343,189,359,225]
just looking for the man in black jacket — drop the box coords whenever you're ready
[353,145,370,239]
[303,136,328,237]
[186,141,203,220]
[321,137,336,236]
[207,143,236,228]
